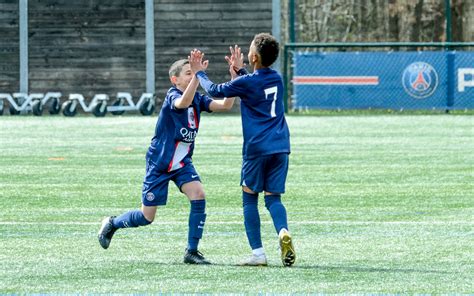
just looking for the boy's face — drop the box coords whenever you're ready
[248,41,259,66]
[171,64,193,91]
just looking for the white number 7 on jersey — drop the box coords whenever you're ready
[264,86,278,118]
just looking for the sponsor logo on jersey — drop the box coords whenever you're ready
[180,128,197,143]
[402,62,438,99]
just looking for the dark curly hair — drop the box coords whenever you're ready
[252,33,279,67]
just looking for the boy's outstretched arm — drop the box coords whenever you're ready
[208,64,236,111]
[193,46,246,98]
[209,96,235,112]
[174,49,208,109]
[208,47,244,112]
[173,76,199,109]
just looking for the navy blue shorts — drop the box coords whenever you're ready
[240,153,289,194]
[142,159,201,206]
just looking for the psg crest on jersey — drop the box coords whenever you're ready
[187,107,197,129]
[402,62,439,99]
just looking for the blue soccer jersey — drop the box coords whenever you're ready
[196,68,290,159]
[147,86,213,172]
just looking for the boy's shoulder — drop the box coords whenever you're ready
[166,86,181,98]
[164,87,206,109]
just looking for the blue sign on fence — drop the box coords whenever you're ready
[454,52,474,108]
[293,51,474,110]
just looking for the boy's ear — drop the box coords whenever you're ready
[251,53,259,64]
[170,76,178,85]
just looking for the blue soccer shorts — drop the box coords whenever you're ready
[142,160,201,206]
[240,153,289,194]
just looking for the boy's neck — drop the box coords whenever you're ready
[253,63,269,71]
[175,85,186,92]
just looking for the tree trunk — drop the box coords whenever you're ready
[432,1,445,42]
[388,0,399,41]
[452,0,464,41]
[410,0,424,42]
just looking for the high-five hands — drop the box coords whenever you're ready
[225,45,245,79]
[188,49,209,74]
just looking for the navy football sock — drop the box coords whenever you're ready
[112,210,152,228]
[264,194,288,234]
[243,191,262,250]
[188,199,206,252]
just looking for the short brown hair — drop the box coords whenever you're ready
[253,33,279,67]
[169,59,189,78]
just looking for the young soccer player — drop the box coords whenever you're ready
[189,33,296,267]
[98,54,235,264]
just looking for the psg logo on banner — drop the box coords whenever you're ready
[402,62,439,99]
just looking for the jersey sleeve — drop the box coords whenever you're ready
[196,71,248,98]
[199,93,213,113]
[168,89,184,112]
[237,68,249,76]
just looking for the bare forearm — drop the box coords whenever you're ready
[222,97,235,110]
[209,97,236,112]
[174,77,199,109]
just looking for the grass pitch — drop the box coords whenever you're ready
[0,114,473,293]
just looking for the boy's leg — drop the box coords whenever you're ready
[263,153,295,267]
[264,193,288,234]
[239,188,267,266]
[98,206,155,250]
[98,161,170,250]
[175,164,210,264]
[181,181,207,252]
[113,205,155,228]
[239,157,267,266]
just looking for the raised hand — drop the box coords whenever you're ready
[188,49,209,74]
[225,45,245,73]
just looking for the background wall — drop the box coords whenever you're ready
[1,0,472,110]
[0,0,18,92]
[0,0,272,108]
[154,0,272,104]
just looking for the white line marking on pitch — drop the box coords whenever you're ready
[0,221,472,226]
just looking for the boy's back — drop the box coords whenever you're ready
[196,67,290,160]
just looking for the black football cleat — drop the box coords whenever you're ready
[98,216,117,249]
[183,249,211,265]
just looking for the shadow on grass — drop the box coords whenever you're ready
[287,264,450,274]
[129,260,449,275]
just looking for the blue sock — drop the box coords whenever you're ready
[242,191,262,250]
[112,210,152,228]
[188,199,206,252]
[264,194,288,234]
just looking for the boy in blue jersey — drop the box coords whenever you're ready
[98,55,235,264]
[189,33,296,267]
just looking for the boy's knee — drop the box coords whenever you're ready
[264,194,282,209]
[197,189,206,199]
[141,208,157,223]
[143,213,155,224]
[190,189,206,201]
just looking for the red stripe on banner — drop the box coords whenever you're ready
[293,76,379,85]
